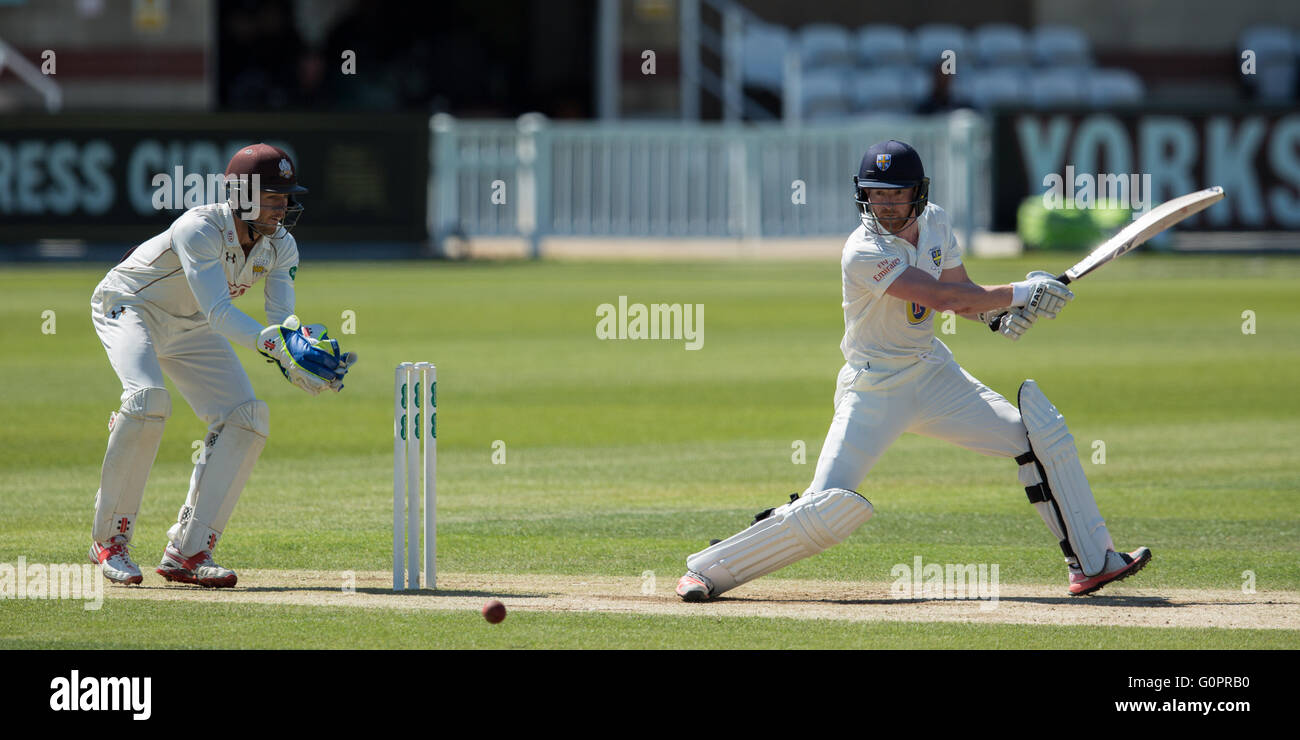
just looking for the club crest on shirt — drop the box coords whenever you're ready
[907,301,933,325]
[929,246,942,267]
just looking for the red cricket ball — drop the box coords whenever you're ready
[482,599,507,624]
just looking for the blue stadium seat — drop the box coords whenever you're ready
[800,66,850,119]
[1238,26,1296,102]
[1087,68,1145,106]
[952,67,1028,109]
[974,23,1030,68]
[799,24,854,70]
[847,68,911,113]
[1032,24,1093,67]
[1029,68,1087,108]
[902,65,936,107]
[856,25,912,68]
[853,66,933,112]
[743,22,790,92]
[913,24,969,69]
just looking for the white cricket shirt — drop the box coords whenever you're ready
[840,202,963,367]
[95,203,299,351]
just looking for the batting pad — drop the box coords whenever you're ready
[1019,380,1112,576]
[168,399,269,556]
[93,387,171,542]
[686,488,873,597]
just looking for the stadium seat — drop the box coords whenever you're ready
[850,66,933,113]
[847,68,911,113]
[974,23,1030,68]
[1087,68,1145,106]
[799,24,854,70]
[1029,68,1086,108]
[1032,24,1093,68]
[913,24,968,69]
[902,66,936,107]
[856,25,912,68]
[952,67,1027,109]
[800,66,850,119]
[1239,26,1295,61]
[1238,26,1296,102]
[743,22,790,92]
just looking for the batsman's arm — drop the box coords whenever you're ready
[935,264,998,321]
[885,266,1016,315]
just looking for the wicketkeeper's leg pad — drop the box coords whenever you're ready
[685,488,874,597]
[168,399,269,556]
[93,387,171,542]
[1018,380,1114,577]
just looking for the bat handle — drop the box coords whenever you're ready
[1056,272,1072,285]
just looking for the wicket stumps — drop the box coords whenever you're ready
[393,362,436,591]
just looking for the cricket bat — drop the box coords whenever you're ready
[992,185,1226,330]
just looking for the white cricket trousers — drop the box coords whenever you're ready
[806,354,1032,494]
[91,286,256,428]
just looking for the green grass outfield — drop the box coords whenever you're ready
[1,254,1297,648]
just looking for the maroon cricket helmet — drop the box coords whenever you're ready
[225,143,308,194]
[224,143,306,235]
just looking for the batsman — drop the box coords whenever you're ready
[88,144,357,588]
[677,140,1151,602]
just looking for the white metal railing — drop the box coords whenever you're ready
[0,39,62,112]
[429,112,990,257]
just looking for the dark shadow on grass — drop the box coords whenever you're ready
[708,594,1183,607]
[139,583,549,600]
[353,588,549,600]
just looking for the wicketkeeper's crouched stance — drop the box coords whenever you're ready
[677,140,1150,602]
[88,144,356,588]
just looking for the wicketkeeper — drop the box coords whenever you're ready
[88,143,357,587]
[677,140,1151,602]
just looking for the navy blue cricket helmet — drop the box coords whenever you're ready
[853,140,930,229]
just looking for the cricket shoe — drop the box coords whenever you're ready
[89,535,143,585]
[156,543,238,588]
[676,571,714,602]
[1068,547,1151,596]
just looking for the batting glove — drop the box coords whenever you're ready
[1011,271,1074,320]
[997,307,1038,341]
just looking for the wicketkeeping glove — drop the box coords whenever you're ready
[300,323,360,391]
[258,315,347,395]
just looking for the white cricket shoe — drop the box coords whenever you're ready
[1068,547,1152,596]
[89,535,143,585]
[676,571,714,602]
[156,543,238,588]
